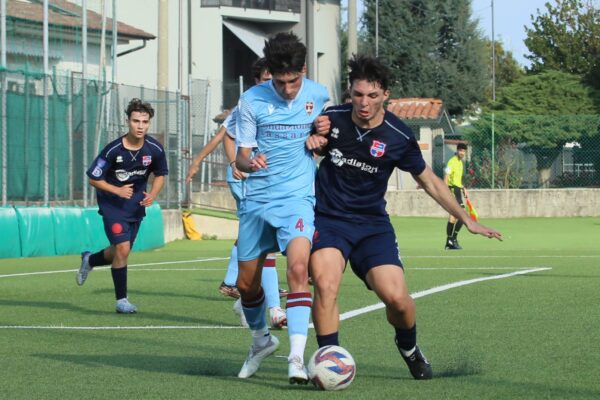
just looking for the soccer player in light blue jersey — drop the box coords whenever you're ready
[186,60,287,330]
[234,32,329,384]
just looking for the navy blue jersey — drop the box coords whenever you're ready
[86,135,168,221]
[315,103,426,222]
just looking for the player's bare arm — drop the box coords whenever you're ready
[140,175,165,207]
[413,166,503,241]
[223,134,247,180]
[235,146,267,173]
[89,179,134,199]
[186,126,227,183]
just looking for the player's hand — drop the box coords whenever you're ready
[116,183,134,199]
[140,191,155,207]
[249,153,267,172]
[232,164,247,180]
[186,163,199,183]
[313,115,331,136]
[466,221,503,241]
[306,135,328,151]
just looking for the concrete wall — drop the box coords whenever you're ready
[384,188,600,218]
[189,188,600,219]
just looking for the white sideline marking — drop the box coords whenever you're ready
[334,267,551,324]
[0,267,550,330]
[0,257,229,279]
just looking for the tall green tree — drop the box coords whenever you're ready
[524,0,600,87]
[467,70,600,187]
[361,0,488,115]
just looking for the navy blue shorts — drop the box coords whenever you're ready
[103,219,141,246]
[312,214,403,289]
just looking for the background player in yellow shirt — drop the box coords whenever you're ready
[444,143,468,249]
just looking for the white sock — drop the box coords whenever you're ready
[288,334,307,362]
[252,326,270,348]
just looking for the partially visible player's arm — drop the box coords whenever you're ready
[140,175,165,207]
[89,179,134,199]
[223,134,246,180]
[186,126,227,183]
[236,147,267,173]
[413,166,502,241]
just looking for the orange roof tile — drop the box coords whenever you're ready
[7,0,155,40]
[387,98,444,120]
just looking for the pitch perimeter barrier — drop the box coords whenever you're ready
[0,204,164,259]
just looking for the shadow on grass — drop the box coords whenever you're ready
[33,352,313,391]
[0,298,229,326]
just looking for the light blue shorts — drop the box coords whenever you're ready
[237,197,315,261]
[228,180,245,213]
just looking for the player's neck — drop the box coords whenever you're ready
[123,132,144,150]
[351,109,385,130]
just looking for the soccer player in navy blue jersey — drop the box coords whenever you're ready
[306,55,503,380]
[75,98,168,314]
[234,32,329,384]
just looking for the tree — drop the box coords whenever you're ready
[361,0,488,115]
[466,70,600,187]
[483,39,524,100]
[524,0,600,87]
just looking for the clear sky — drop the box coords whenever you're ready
[347,0,552,67]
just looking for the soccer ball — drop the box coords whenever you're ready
[307,345,356,391]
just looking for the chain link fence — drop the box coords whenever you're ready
[460,112,600,189]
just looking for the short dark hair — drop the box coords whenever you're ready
[348,55,390,91]
[263,32,306,75]
[457,143,468,151]
[125,98,154,119]
[341,88,351,103]
[251,58,268,81]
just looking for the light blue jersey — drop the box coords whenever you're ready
[236,78,329,202]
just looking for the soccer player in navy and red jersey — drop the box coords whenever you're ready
[75,98,168,314]
[234,32,329,384]
[306,55,503,380]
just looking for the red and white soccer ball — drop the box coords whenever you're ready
[307,345,356,391]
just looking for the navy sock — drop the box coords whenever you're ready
[317,332,340,348]
[111,267,128,300]
[395,324,417,352]
[89,250,109,268]
[453,221,464,238]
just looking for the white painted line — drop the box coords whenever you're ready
[333,267,551,324]
[0,267,550,331]
[0,257,229,279]
[0,325,243,330]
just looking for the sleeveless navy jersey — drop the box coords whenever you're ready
[315,103,426,222]
[86,135,169,221]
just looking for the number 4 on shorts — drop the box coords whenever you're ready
[295,218,304,232]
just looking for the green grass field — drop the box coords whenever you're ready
[1,217,599,399]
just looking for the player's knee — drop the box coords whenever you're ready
[286,262,309,284]
[383,292,413,314]
[312,275,340,300]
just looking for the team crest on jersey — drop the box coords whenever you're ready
[142,155,152,166]
[370,140,386,157]
[305,101,314,115]
[268,104,275,115]
[116,155,123,163]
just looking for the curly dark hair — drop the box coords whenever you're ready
[348,55,390,91]
[251,58,269,81]
[125,98,155,119]
[263,32,306,75]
